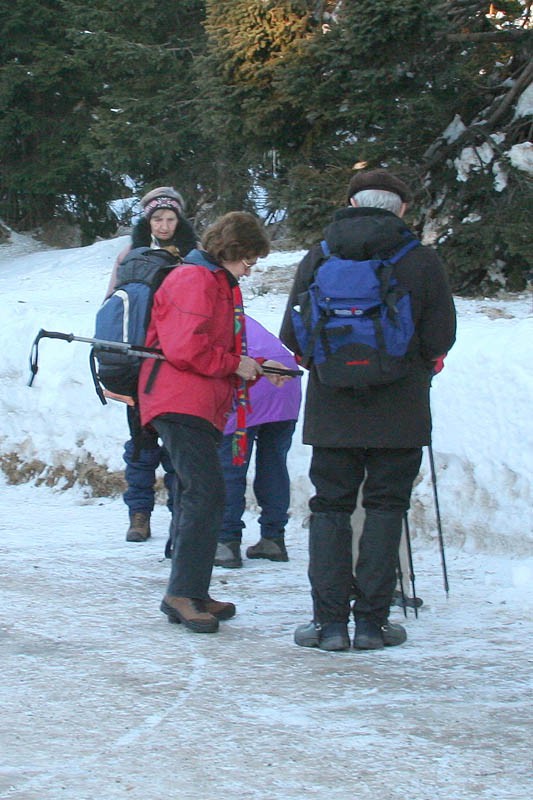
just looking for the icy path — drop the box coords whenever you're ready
[1,482,531,800]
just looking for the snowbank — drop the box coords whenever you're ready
[0,235,531,556]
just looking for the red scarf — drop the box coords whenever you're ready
[232,285,250,465]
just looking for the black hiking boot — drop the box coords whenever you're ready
[294,621,350,652]
[353,619,407,650]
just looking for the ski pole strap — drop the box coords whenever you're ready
[89,347,107,405]
[27,328,60,386]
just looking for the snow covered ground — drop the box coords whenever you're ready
[0,233,532,800]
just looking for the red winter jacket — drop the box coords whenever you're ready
[138,250,240,431]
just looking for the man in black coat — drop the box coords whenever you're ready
[280,169,456,651]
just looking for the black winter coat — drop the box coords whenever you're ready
[279,207,457,448]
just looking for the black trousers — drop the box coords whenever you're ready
[308,447,422,624]
[309,446,423,514]
[154,417,224,600]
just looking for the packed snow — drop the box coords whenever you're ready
[0,232,531,800]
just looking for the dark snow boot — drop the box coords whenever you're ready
[214,540,243,569]
[294,621,350,652]
[354,619,407,650]
[246,536,288,562]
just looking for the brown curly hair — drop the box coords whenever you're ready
[201,212,270,265]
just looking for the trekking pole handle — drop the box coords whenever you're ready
[28,329,165,389]
[35,329,164,357]
[36,329,76,342]
[261,365,303,377]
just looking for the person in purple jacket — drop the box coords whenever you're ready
[214,315,302,568]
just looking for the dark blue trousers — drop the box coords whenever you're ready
[123,406,175,514]
[218,419,296,543]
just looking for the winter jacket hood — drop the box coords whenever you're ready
[323,207,414,261]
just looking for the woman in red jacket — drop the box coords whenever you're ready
[138,212,288,634]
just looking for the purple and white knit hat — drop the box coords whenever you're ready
[140,186,185,220]
[143,195,182,220]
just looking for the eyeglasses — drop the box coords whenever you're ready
[242,258,257,269]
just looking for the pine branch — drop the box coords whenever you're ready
[422,60,533,172]
[447,29,533,43]
[485,59,533,128]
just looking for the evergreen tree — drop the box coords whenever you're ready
[262,1,473,240]
[196,0,315,217]
[67,0,209,217]
[0,1,209,241]
[0,0,529,290]
[418,0,533,292]
[259,0,531,293]
[0,0,117,240]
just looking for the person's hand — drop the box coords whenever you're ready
[235,355,262,381]
[261,359,292,387]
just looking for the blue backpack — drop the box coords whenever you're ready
[92,247,179,398]
[291,235,420,388]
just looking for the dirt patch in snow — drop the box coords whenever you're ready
[0,451,127,497]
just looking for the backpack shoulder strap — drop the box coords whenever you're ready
[385,235,420,265]
[378,236,420,318]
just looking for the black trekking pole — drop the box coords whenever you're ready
[403,512,419,619]
[428,443,449,597]
[28,328,303,388]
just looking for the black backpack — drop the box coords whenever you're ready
[92,247,179,398]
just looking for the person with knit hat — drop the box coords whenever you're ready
[280,168,456,652]
[104,187,198,544]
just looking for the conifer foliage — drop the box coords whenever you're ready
[0,1,113,240]
[0,0,530,290]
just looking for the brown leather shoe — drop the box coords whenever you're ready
[160,595,219,633]
[201,595,236,621]
[126,511,151,542]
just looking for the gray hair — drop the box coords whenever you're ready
[351,188,403,216]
